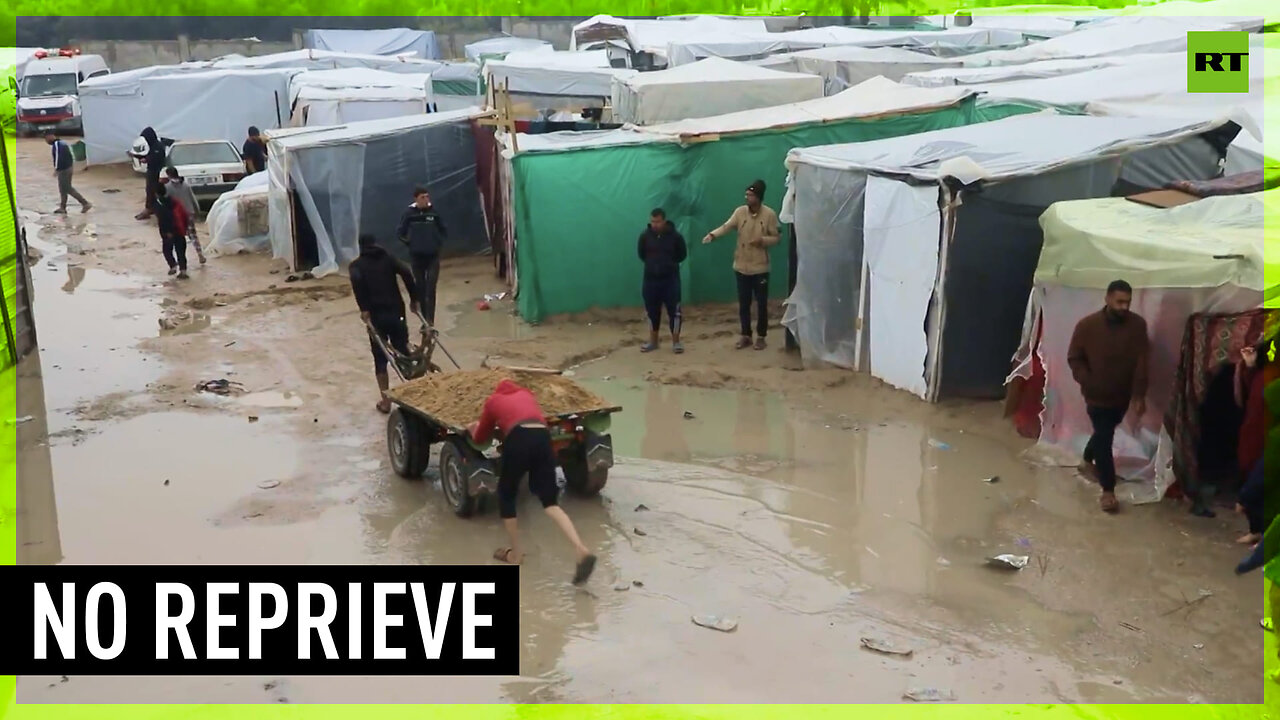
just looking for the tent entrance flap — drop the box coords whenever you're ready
[938,194,1047,400]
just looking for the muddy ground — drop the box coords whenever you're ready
[13,137,1267,703]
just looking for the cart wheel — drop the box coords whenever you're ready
[439,441,478,518]
[561,454,608,497]
[387,408,429,479]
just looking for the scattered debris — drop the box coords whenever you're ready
[248,416,260,423]
[1160,589,1213,617]
[285,274,300,283]
[195,379,245,396]
[983,476,1000,483]
[1119,621,1143,633]
[860,636,914,658]
[986,554,1030,570]
[224,341,237,348]
[691,615,738,633]
[632,580,643,588]
[163,479,170,487]
[613,581,630,592]
[7,415,34,425]
[633,527,647,537]
[683,411,696,419]
[1193,643,1204,650]
[101,188,121,194]
[476,300,491,311]
[483,292,508,302]
[936,557,951,567]
[904,687,955,702]
[635,503,650,512]
[257,480,280,490]
[927,439,951,451]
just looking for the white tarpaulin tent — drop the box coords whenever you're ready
[755,45,962,95]
[265,108,490,276]
[781,112,1233,402]
[205,171,271,256]
[665,25,1029,66]
[485,50,637,99]
[924,13,1089,38]
[80,67,297,166]
[902,53,1166,87]
[288,68,433,126]
[1009,191,1272,504]
[303,28,440,60]
[209,49,443,74]
[612,57,823,126]
[464,37,552,63]
[963,15,1264,67]
[570,14,768,60]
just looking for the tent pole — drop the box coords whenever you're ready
[785,223,798,352]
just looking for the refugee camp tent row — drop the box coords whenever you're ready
[662,25,1030,66]
[922,13,1090,39]
[288,68,435,127]
[781,113,1239,404]
[571,14,770,68]
[611,57,824,126]
[902,53,1166,88]
[429,62,483,112]
[1009,189,1277,505]
[264,108,490,277]
[484,50,637,121]
[79,50,447,165]
[961,14,1264,67]
[755,46,963,95]
[496,78,1038,323]
[303,28,441,60]
[464,36,552,64]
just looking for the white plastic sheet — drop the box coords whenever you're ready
[205,172,271,256]
[485,51,635,98]
[755,46,961,95]
[862,177,941,399]
[304,28,440,60]
[611,57,823,125]
[902,53,1166,88]
[464,37,552,63]
[665,25,1028,66]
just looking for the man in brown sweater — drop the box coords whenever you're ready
[703,179,780,351]
[1067,280,1150,513]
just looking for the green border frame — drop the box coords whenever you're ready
[2,1,1278,716]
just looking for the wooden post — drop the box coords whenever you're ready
[785,223,798,352]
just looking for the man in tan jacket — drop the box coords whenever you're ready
[703,179,780,350]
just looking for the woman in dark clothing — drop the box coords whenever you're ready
[128,127,170,220]
[1234,336,1278,544]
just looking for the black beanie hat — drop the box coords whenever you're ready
[746,179,766,200]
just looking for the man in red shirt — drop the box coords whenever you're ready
[468,379,597,585]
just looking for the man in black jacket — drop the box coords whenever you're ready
[350,234,420,414]
[638,208,687,354]
[396,186,447,326]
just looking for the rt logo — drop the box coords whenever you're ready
[1186,31,1250,93]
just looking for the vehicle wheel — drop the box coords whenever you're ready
[561,453,608,497]
[387,408,429,479]
[439,441,478,518]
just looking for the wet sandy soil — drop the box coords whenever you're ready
[13,138,1267,703]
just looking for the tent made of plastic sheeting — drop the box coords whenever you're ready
[287,69,434,126]
[303,28,440,60]
[664,25,1029,67]
[902,53,1167,88]
[755,46,963,95]
[611,57,824,126]
[924,13,1089,38]
[1007,190,1276,505]
[205,171,271,257]
[1118,0,1280,28]
[500,82,1034,322]
[484,51,635,97]
[570,14,768,59]
[962,15,1264,67]
[265,108,490,277]
[209,49,443,74]
[465,37,552,64]
[80,67,296,166]
[781,112,1234,403]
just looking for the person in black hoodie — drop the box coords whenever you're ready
[350,234,420,414]
[638,208,688,354]
[128,127,173,220]
[396,186,448,326]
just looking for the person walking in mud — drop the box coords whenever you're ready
[163,166,206,265]
[638,208,687,354]
[128,127,172,220]
[46,132,91,214]
[396,186,448,326]
[702,179,780,351]
[467,379,597,585]
[153,184,191,280]
[349,234,419,414]
[1067,280,1149,513]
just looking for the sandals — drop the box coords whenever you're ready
[640,342,658,353]
[493,547,520,564]
[573,554,597,585]
[1100,492,1119,514]
[735,336,752,350]
[672,342,684,354]
[754,337,767,351]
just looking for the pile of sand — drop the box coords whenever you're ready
[387,369,613,429]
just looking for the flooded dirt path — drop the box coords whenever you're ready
[13,138,1263,703]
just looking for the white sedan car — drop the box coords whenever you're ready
[130,138,248,208]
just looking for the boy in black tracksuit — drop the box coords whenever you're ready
[396,186,447,326]
[350,234,419,414]
[638,208,687,354]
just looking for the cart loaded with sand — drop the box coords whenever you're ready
[384,368,621,518]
